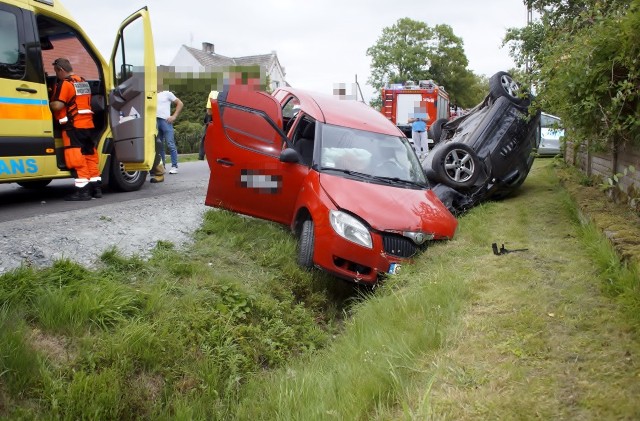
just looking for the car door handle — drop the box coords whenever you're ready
[16,87,38,94]
[216,158,234,166]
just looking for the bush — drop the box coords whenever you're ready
[174,121,205,154]
[509,1,640,150]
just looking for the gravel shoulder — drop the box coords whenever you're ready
[0,179,207,275]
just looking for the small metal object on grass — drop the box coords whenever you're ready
[492,243,529,255]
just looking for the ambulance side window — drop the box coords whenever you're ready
[0,6,24,80]
[113,18,144,85]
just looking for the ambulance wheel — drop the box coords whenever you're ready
[17,179,52,189]
[297,219,315,269]
[109,158,147,192]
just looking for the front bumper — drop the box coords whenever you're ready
[313,227,422,284]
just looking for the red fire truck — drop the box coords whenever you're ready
[381,80,450,141]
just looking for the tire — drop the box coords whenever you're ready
[489,71,527,106]
[109,157,147,192]
[428,118,449,144]
[431,142,480,189]
[17,179,52,189]
[297,219,315,269]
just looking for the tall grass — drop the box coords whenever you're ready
[559,165,640,328]
[1,160,639,419]
[0,210,345,419]
[232,242,469,419]
[231,159,640,419]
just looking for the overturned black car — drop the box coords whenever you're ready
[423,71,541,214]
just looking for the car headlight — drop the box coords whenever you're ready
[329,210,372,249]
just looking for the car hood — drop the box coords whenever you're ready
[319,174,458,239]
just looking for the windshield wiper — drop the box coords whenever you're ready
[320,167,426,188]
[369,175,426,188]
[319,167,372,179]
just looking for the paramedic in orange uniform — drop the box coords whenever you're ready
[50,58,101,201]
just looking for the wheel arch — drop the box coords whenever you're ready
[292,206,312,237]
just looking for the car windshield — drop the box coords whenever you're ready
[318,123,427,186]
[541,114,562,128]
[541,114,564,138]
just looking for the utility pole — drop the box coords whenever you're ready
[526,1,533,73]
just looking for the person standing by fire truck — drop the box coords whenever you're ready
[408,104,430,158]
[50,58,101,201]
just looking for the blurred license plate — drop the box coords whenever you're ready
[388,263,401,274]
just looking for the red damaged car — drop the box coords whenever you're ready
[204,86,457,284]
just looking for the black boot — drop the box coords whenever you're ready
[91,181,103,198]
[64,184,92,201]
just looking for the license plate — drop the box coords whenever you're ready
[388,263,401,274]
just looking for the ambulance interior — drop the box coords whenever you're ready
[37,15,107,166]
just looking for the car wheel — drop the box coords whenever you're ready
[489,71,528,106]
[297,219,315,269]
[17,179,52,189]
[428,118,449,144]
[432,143,480,189]
[109,157,147,192]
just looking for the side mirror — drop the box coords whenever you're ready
[40,37,53,51]
[280,148,300,163]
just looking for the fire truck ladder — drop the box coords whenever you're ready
[383,91,394,121]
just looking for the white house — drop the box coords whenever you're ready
[169,42,288,91]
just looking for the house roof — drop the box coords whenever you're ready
[182,45,277,70]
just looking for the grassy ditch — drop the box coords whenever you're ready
[1,159,639,419]
[228,159,640,419]
[388,159,640,420]
[0,211,359,419]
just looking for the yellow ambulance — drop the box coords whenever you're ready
[0,0,156,191]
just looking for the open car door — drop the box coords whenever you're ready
[108,7,156,170]
[204,87,308,225]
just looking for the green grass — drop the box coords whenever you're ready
[0,210,353,419]
[1,159,639,420]
[233,257,468,420]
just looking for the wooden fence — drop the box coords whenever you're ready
[565,141,640,208]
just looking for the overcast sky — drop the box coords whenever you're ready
[61,0,529,102]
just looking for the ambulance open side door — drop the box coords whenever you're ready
[108,7,156,171]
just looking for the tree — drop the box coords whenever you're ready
[504,0,640,148]
[430,25,485,108]
[366,18,433,92]
[366,18,484,109]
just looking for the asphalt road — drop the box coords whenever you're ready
[0,160,211,223]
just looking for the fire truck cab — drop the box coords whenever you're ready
[381,80,450,141]
[0,0,157,192]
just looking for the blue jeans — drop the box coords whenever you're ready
[156,118,178,168]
